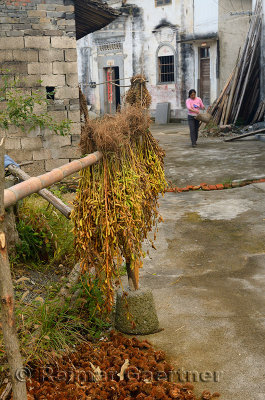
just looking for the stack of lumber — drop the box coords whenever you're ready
[209,0,262,126]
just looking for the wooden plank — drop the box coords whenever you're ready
[7,165,72,219]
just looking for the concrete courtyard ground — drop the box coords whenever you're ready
[138,124,265,400]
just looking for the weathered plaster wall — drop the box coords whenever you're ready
[77,0,251,119]
[77,0,194,120]
[218,0,252,90]
[0,0,81,175]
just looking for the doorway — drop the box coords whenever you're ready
[104,66,121,114]
[199,47,210,106]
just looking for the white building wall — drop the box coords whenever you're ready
[194,0,218,35]
[77,0,250,119]
[121,0,194,117]
[77,0,194,119]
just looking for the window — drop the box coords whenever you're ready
[158,55,175,83]
[200,47,210,59]
[155,0,172,6]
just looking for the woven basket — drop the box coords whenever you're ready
[195,112,212,123]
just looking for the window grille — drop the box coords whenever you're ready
[158,55,175,83]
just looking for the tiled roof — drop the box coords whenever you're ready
[75,0,120,40]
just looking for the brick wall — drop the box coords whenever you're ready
[0,0,81,175]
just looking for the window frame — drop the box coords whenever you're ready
[157,54,175,84]
[155,0,172,7]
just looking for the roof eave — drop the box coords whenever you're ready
[75,0,120,40]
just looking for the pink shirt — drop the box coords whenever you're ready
[186,97,204,116]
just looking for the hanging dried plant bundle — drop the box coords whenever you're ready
[72,104,166,312]
[125,74,152,109]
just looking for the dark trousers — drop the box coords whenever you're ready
[188,115,199,145]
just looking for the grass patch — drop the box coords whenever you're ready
[11,194,74,269]
[0,275,111,369]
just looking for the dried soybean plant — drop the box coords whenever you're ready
[72,87,166,313]
[125,74,152,109]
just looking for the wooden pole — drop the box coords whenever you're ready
[126,260,138,291]
[223,50,241,125]
[231,0,262,121]
[7,164,72,219]
[4,151,103,209]
[0,138,27,400]
[233,19,262,123]
[210,70,234,116]
[224,127,265,141]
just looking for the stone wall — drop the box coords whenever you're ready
[0,0,81,175]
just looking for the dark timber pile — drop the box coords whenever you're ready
[209,0,263,126]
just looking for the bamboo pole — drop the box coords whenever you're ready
[233,19,262,123]
[4,151,103,209]
[220,93,229,125]
[0,138,27,400]
[231,0,262,121]
[7,164,72,219]
[210,70,234,116]
[224,50,241,125]
[224,127,265,142]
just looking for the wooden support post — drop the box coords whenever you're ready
[126,259,139,291]
[7,164,72,219]
[0,139,27,400]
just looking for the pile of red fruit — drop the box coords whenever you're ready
[25,332,220,400]
[166,178,265,193]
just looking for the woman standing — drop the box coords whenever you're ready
[186,89,205,148]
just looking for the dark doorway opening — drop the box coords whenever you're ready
[104,66,121,114]
[199,47,210,106]
[114,66,121,110]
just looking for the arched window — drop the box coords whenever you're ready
[157,45,175,83]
